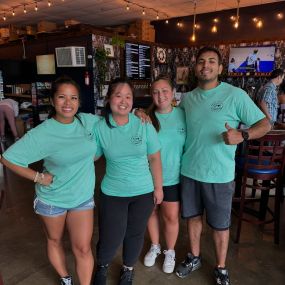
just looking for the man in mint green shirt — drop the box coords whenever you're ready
[175,47,271,285]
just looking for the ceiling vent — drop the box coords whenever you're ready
[55,46,86,67]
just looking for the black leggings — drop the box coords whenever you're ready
[96,191,154,267]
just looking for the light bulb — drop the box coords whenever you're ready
[48,1,51,7]
[191,33,196,42]
[142,9,145,15]
[12,9,15,16]
[234,21,239,29]
[256,20,263,28]
[165,19,169,24]
[24,5,27,13]
[211,25,217,33]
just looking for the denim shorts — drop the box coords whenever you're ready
[33,196,95,217]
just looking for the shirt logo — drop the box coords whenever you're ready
[178,127,186,134]
[211,101,223,112]
[131,135,142,145]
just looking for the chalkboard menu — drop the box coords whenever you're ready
[125,43,151,80]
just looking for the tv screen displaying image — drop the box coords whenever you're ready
[228,46,275,76]
[125,42,151,80]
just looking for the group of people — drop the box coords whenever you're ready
[0,46,271,285]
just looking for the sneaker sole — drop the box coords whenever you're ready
[163,267,175,274]
[144,260,156,267]
[175,263,202,278]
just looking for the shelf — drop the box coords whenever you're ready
[4,93,31,99]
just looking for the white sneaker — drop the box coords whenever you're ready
[162,249,176,273]
[144,244,161,267]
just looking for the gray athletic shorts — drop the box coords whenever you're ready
[181,175,235,230]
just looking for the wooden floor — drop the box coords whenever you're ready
[0,156,285,285]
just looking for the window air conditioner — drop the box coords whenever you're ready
[55,46,86,67]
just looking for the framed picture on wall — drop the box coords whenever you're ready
[176,66,189,85]
[104,44,114,58]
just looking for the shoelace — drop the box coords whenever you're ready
[163,250,175,265]
[149,246,161,257]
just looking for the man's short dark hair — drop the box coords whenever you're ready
[196,46,223,65]
[270,68,284,79]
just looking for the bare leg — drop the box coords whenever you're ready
[213,229,229,268]
[40,213,69,277]
[66,209,94,285]
[146,206,160,245]
[161,201,180,250]
[188,216,203,256]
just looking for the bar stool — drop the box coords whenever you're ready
[233,131,285,244]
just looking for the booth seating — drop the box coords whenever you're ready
[233,131,285,244]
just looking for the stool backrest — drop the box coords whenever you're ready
[244,132,285,178]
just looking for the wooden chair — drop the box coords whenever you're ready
[0,189,4,285]
[234,131,285,244]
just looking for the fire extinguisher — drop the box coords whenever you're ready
[85,71,90,86]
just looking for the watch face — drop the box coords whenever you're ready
[156,47,166,63]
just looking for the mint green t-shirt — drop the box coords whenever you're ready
[156,107,186,186]
[3,113,100,208]
[95,113,161,197]
[180,82,265,183]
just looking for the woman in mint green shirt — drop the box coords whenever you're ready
[143,76,186,274]
[93,78,163,285]
[1,77,99,285]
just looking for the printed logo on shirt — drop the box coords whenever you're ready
[177,127,186,134]
[210,101,223,112]
[131,135,142,145]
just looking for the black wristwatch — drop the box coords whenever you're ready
[241,130,249,141]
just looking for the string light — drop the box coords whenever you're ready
[234,0,240,29]
[35,1,38,11]
[3,13,6,21]
[211,25,217,33]
[48,1,52,7]
[190,1,197,42]
[211,0,218,33]
[256,19,263,28]
[12,9,15,16]
[23,4,27,14]
[277,12,283,19]
[123,0,168,21]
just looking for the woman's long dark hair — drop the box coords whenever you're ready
[49,76,82,124]
[147,75,174,132]
[104,78,134,128]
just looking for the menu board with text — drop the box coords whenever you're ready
[125,43,151,80]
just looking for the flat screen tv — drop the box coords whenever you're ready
[228,46,275,76]
[125,42,151,80]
